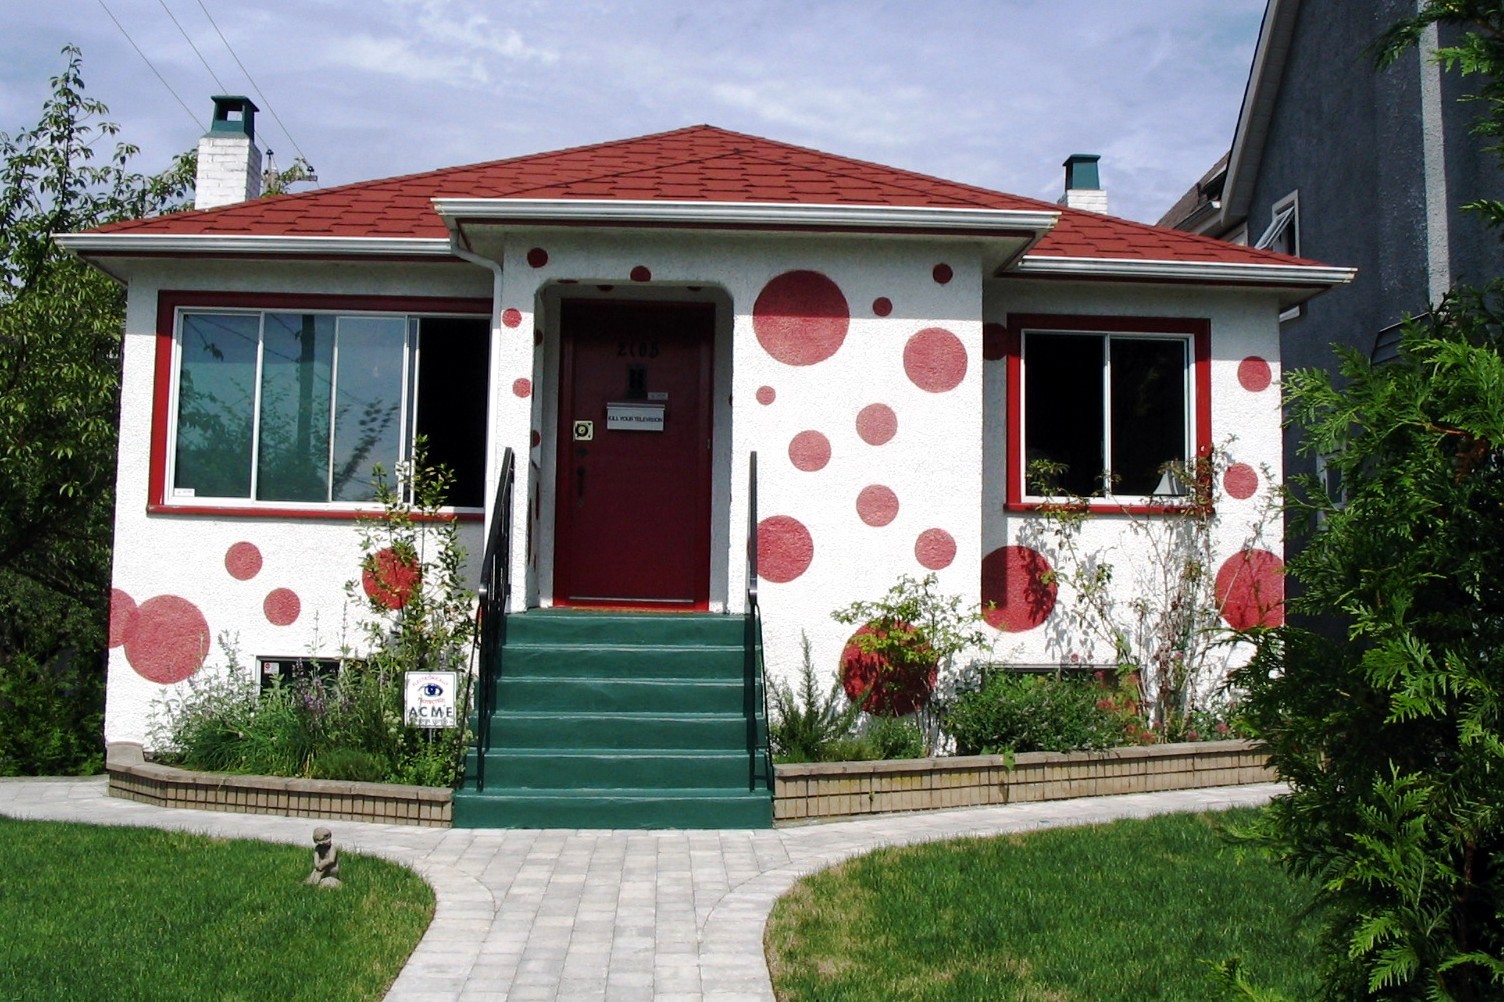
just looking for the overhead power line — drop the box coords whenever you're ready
[191,0,313,170]
[94,0,201,130]
[156,0,229,95]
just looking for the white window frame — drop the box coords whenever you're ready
[164,306,485,512]
[1256,191,1302,322]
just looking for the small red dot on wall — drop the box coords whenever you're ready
[513,378,532,398]
[530,429,541,448]
[915,528,956,570]
[904,327,967,393]
[501,308,522,328]
[1224,463,1259,500]
[630,265,652,282]
[526,247,549,268]
[264,588,301,626]
[224,541,262,581]
[856,403,897,446]
[872,297,892,317]
[1238,356,1272,392]
[856,485,900,526]
[982,322,1008,362]
[788,430,831,472]
[757,515,814,583]
[756,386,776,406]
[932,263,953,285]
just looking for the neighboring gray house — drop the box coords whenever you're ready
[1162,0,1503,491]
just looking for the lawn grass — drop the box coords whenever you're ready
[0,817,434,1001]
[766,808,1317,1001]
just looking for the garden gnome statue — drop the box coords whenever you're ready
[304,826,342,888]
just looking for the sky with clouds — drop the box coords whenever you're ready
[2,1,1271,224]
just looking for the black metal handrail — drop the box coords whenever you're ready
[744,451,774,793]
[471,447,515,793]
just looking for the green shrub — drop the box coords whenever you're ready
[0,651,104,776]
[769,633,864,764]
[860,715,926,760]
[944,671,1131,755]
[310,747,390,783]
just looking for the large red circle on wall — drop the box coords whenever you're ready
[752,270,850,366]
[840,620,938,717]
[363,547,422,610]
[756,515,814,583]
[124,595,210,684]
[980,545,1057,632]
[1216,548,1285,629]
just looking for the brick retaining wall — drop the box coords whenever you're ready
[772,740,1271,823]
[106,744,452,827]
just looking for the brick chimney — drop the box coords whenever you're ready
[194,96,262,210]
[1059,153,1108,214]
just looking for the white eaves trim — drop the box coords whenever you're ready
[432,197,1060,235]
[1013,254,1355,287]
[53,233,454,256]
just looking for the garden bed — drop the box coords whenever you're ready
[772,739,1270,823]
[105,743,451,827]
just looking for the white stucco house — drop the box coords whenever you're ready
[61,98,1351,827]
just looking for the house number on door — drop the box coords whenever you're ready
[617,340,660,358]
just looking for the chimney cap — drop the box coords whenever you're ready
[1062,153,1101,191]
[207,96,259,142]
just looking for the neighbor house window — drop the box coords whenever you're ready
[159,298,489,510]
[1005,314,1211,509]
[1256,192,1301,322]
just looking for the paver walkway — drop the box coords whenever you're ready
[1,777,1282,1001]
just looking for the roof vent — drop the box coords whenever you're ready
[195,96,262,210]
[1060,153,1108,214]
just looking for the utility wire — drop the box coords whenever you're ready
[94,0,201,130]
[191,0,313,169]
[157,0,230,94]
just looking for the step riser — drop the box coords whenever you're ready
[452,792,774,829]
[489,714,749,750]
[505,613,746,647]
[501,646,744,681]
[476,753,749,789]
[497,678,744,714]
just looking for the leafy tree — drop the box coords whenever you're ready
[0,46,194,774]
[1228,4,1504,999]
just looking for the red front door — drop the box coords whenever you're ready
[553,300,714,609]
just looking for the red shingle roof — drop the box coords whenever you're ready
[88,125,1323,268]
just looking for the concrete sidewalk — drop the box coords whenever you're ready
[0,776,1282,1001]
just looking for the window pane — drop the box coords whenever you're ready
[1024,332,1104,496]
[1110,337,1187,495]
[175,312,259,498]
[257,314,334,501]
[331,316,406,502]
[416,317,490,508]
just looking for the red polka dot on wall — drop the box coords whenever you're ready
[788,430,831,472]
[1223,463,1259,500]
[109,588,139,648]
[1238,356,1272,392]
[526,247,549,268]
[263,588,301,626]
[856,485,900,527]
[1216,548,1285,629]
[932,263,953,285]
[513,378,532,398]
[855,403,897,446]
[363,548,422,610]
[840,621,938,716]
[753,270,850,366]
[630,265,652,282]
[501,308,522,328]
[982,322,1008,362]
[756,515,813,583]
[755,386,776,406]
[123,595,210,684]
[981,545,1057,632]
[904,327,967,392]
[914,528,956,570]
[872,297,893,317]
[224,541,262,581]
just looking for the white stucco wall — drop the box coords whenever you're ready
[102,240,1289,747]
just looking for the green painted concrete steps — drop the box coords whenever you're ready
[453,610,772,829]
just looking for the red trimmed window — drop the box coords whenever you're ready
[152,292,491,515]
[1005,314,1211,510]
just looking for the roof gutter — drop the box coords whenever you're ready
[1012,253,1355,306]
[52,233,454,257]
[432,197,1060,237]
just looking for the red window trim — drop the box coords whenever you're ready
[1003,313,1212,515]
[149,290,492,517]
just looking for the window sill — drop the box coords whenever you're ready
[1005,500,1212,517]
[146,502,484,522]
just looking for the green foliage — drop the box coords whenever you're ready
[769,633,865,764]
[0,817,433,1001]
[0,651,104,776]
[858,715,926,761]
[943,670,1134,756]
[0,46,193,773]
[1234,283,1504,1000]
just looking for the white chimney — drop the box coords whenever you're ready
[194,96,262,210]
[1059,153,1108,214]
